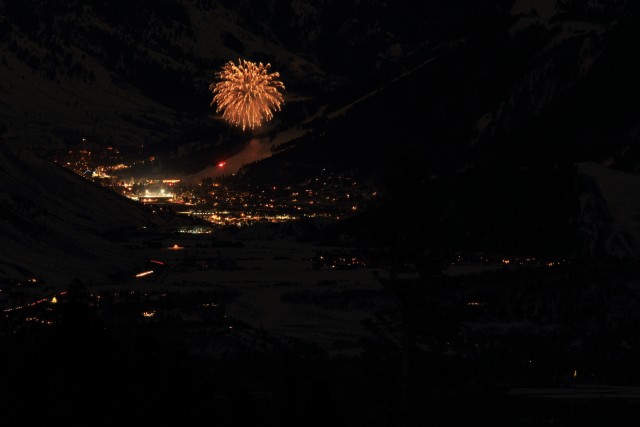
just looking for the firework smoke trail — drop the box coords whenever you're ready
[210,59,285,131]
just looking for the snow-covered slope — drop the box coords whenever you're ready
[0,141,153,285]
[577,162,640,257]
[473,1,609,145]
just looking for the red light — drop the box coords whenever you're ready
[218,162,226,168]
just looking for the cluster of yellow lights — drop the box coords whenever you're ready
[25,316,54,325]
[210,59,285,130]
[3,291,66,313]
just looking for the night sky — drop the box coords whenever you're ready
[2,1,640,426]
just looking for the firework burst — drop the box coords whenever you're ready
[210,59,285,131]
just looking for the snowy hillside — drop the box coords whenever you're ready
[577,162,640,257]
[0,141,155,285]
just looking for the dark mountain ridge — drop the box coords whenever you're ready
[239,0,640,257]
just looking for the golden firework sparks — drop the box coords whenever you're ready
[210,59,285,130]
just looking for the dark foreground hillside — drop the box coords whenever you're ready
[4,256,640,426]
